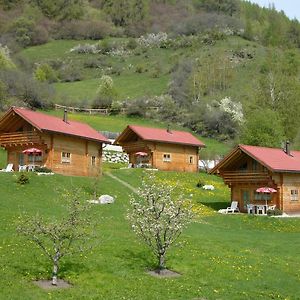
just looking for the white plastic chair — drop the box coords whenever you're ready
[218,201,240,214]
[247,204,255,214]
[18,165,27,172]
[0,163,14,172]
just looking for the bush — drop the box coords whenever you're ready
[196,180,205,188]
[58,64,83,82]
[0,69,54,108]
[267,208,283,216]
[17,173,29,185]
[35,63,58,83]
[54,20,115,40]
[127,38,138,50]
[34,166,52,173]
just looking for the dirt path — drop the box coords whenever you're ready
[105,172,138,194]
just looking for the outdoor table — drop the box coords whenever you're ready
[252,204,268,215]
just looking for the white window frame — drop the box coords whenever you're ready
[163,153,171,162]
[91,155,96,166]
[61,152,71,164]
[291,189,299,201]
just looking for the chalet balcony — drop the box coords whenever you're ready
[222,171,271,184]
[0,131,43,148]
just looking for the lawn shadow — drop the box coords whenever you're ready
[116,248,155,271]
[200,201,230,211]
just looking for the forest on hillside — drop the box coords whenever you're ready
[0,0,300,151]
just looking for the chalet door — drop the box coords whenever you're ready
[18,153,25,166]
[241,190,250,210]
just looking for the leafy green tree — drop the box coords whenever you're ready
[34,0,84,20]
[0,44,15,69]
[240,109,285,147]
[93,75,117,108]
[102,0,148,27]
[34,63,58,83]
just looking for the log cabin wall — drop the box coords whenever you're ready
[280,174,300,213]
[43,134,102,177]
[149,142,198,172]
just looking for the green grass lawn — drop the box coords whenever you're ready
[53,73,169,104]
[0,165,300,299]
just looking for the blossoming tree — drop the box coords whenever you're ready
[17,190,92,286]
[127,172,193,272]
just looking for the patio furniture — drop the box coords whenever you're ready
[247,204,255,214]
[218,201,239,214]
[27,164,36,172]
[18,165,27,172]
[0,163,14,172]
[256,205,266,215]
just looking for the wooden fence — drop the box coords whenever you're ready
[54,104,159,115]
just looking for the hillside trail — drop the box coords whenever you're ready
[105,172,138,194]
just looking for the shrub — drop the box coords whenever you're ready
[196,180,205,188]
[92,75,116,109]
[34,166,52,173]
[58,63,83,82]
[34,63,58,83]
[135,64,147,73]
[17,173,29,185]
[0,44,16,69]
[54,20,115,40]
[138,32,169,48]
[127,38,138,50]
[267,208,283,216]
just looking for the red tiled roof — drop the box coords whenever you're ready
[125,125,205,147]
[239,144,300,173]
[12,107,109,144]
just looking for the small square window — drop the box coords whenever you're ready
[189,156,194,164]
[163,153,171,162]
[61,152,71,163]
[291,189,299,201]
[91,156,96,166]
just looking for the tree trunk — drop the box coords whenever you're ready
[52,259,58,286]
[158,253,165,271]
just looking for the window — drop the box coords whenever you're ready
[254,191,271,201]
[163,153,171,162]
[291,190,299,201]
[189,156,194,164]
[28,153,42,162]
[61,152,71,163]
[91,156,96,166]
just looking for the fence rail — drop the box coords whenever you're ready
[54,104,159,115]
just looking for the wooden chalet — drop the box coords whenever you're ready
[115,125,205,172]
[0,107,110,176]
[210,143,300,214]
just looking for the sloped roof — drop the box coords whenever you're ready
[115,125,205,147]
[211,144,300,173]
[1,107,109,144]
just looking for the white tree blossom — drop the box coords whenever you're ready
[137,32,168,48]
[219,96,244,124]
[17,190,93,285]
[127,172,193,271]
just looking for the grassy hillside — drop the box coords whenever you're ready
[18,36,269,106]
[0,167,300,299]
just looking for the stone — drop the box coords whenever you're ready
[202,185,215,190]
[99,194,115,204]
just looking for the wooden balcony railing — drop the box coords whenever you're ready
[0,131,43,147]
[222,171,271,184]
